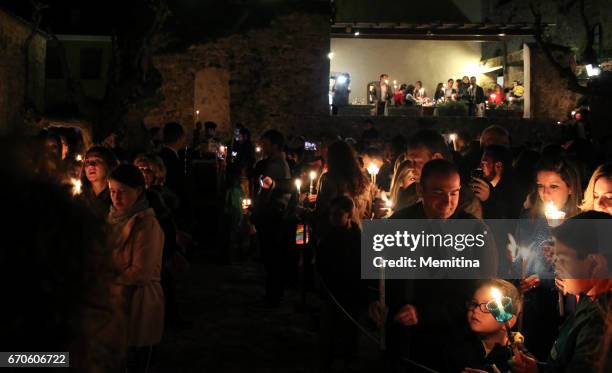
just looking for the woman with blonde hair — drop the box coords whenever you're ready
[134,154,179,212]
[388,160,417,211]
[580,163,612,215]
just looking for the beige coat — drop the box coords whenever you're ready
[110,208,165,347]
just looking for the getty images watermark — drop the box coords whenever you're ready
[361,219,612,280]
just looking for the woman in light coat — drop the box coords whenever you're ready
[107,164,164,370]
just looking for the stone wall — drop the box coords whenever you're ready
[0,8,46,131]
[529,45,578,121]
[141,12,330,140]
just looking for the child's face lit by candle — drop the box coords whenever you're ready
[468,287,508,334]
[537,171,571,210]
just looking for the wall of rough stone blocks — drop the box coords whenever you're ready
[0,8,46,131]
[530,46,578,121]
[140,12,330,140]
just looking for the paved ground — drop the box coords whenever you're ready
[151,252,382,373]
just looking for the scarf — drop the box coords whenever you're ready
[108,193,150,227]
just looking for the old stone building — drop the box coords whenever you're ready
[142,11,330,139]
[0,7,46,131]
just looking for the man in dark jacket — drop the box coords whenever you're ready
[373,159,497,372]
[469,76,486,117]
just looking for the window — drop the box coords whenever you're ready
[79,48,102,80]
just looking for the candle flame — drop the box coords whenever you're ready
[255,146,261,153]
[219,145,226,152]
[491,287,503,309]
[544,201,565,219]
[75,154,83,162]
[70,178,82,196]
[367,162,380,176]
[449,133,457,141]
[295,179,302,189]
[309,171,317,180]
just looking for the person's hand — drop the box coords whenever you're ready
[261,176,273,189]
[510,348,539,373]
[555,278,567,295]
[368,301,388,328]
[307,193,317,203]
[393,304,418,326]
[520,274,541,292]
[372,198,389,219]
[471,177,491,202]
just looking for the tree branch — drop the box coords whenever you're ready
[528,0,597,96]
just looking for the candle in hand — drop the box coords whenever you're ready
[295,179,302,195]
[309,171,317,194]
[544,201,566,227]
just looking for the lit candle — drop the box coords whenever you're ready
[241,198,252,210]
[367,162,380,186]
[196,110,200,121]
[295,179,302,195]
[487,287,513,323]
[75,154,83,162]
[255,146,261,153]
[544,201,566,227]
[309,171,317,194]
[449,133,457,151]
[70,178,82,196]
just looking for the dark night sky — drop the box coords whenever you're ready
[0,0,328,49]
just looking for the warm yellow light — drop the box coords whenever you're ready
[255,146,261,153]
[75,154,83,162]
[309,171,317,180]
[544,201,566,220]
[491,287,503,309]
[367,162,380,176]
[70,178,82,196]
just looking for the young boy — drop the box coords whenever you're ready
[512,211,612,373]
[316,195,363,371]
[444,279,524,373]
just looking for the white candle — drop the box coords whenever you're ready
[367,162,380,185]
[309,171,317,194]
[449,133,457,151]
[544,201,566,227]
[295,179,302,195]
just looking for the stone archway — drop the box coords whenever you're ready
[194,67,231,136]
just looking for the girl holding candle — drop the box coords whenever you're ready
[513,155,583,361]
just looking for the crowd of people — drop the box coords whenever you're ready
[368,73,525,117]
[1,115,611,373]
